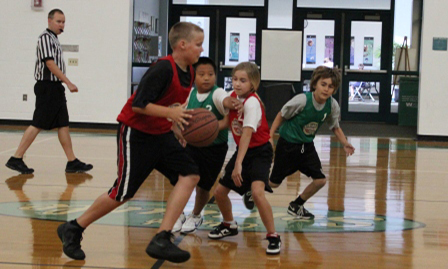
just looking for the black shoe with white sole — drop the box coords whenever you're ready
[208,222,238,239]
[287,202,315,219]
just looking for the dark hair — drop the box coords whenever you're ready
[193,57,216,74]
[310,66,341,94]
[48,9,64,19]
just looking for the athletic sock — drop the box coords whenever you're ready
[70,219,86,231]
[294,195,306,205]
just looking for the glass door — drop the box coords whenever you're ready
[341,11,392,121]
[293,10,342,94]
[217,9,264,91]
[294,8,393,122]
[169,5,265,90]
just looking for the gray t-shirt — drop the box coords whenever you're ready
[280,93,340,130]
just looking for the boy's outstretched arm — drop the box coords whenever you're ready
[269,112,284,146]
[218,114,229,131]
[222,96,243,114]
[332,127,355,156]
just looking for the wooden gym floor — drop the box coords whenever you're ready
[0,127,447,268]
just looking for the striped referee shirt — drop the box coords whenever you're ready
[34,29,65,81]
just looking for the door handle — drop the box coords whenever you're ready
[345,68,387,75]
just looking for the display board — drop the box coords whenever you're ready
[261,30,302,81]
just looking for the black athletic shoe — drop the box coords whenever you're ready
[266,235,282,255]
[287,202,315,219]
[146,231,190,263]
[65,159,93,173]
[243,191,255,210]
[57,222,85,260]
[5,157,34,174]
[208,222,238,239]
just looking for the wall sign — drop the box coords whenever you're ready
[433,37,447,51]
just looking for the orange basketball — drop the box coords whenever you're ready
[181,108,219,147]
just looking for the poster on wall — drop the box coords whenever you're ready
[306,35,316,64]
[229,33,240,62]
[350,37,355,66]
[324,36,334,62]
[249,33,256,62]
[363,36,374,66]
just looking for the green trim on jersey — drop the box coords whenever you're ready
[279,92,332,143]
[187,85,228,145]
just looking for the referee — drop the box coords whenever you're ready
[5,9,93,174]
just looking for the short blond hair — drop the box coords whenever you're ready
[310,66,341,94]
[232,62,260,91]
[168,22,203,50]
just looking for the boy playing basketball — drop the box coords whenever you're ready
[56,22,204,263]
[171,57,241,234]
[246,66,355,219]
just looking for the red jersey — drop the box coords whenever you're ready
[229,91,270,148]
[117,55,194,134]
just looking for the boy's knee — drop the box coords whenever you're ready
[213,185,226,199]
[251,186,265,203]
[314,178,327,188]
[191,175,200,184]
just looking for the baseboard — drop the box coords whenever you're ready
[0,119,118,130]
[417,135,448,141]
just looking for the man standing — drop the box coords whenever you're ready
[5,9,92,174]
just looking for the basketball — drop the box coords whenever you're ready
[181,108,219,147]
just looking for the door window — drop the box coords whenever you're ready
[224,17,257,66]
[302,20,335,69]
[350,21,382,71]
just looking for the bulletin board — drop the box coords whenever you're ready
[261,30,302,81]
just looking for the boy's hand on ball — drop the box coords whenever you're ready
[169,106,192,131]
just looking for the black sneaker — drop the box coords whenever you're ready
[287,202,315,219]
[146,230,190,263]
[65,159,93,173]
[208,222,238,239]
[243,191,255,210]
[5,157,34,174]
[266,235,281,255]
[57,222,85,260]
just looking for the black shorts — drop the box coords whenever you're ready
[108,123,200,201]
[32,81,69,130]
[219,142,273,195]
[164,142,228,192]
[187,143,228,191]
[270,137,325,185]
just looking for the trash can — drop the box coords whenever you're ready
[398,77,418,126]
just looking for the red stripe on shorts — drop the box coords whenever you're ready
[109,124,126,199]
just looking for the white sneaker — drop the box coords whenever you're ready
[181,214,203,234]
[172,212,186,233]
